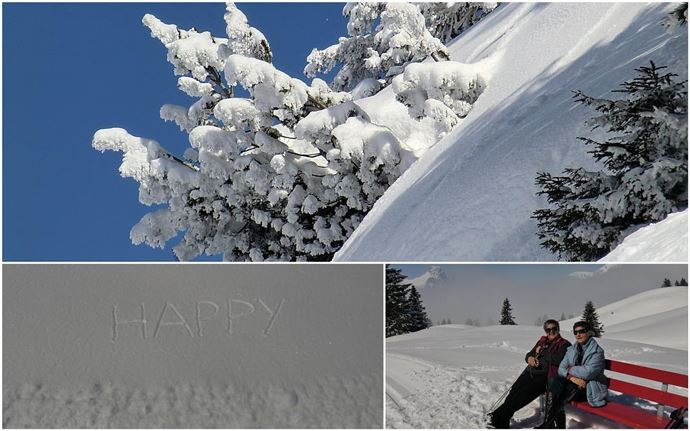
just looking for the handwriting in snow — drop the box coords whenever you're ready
[111,299,285,342]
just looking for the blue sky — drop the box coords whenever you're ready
[392,264,689,325]
[3,3,347,261]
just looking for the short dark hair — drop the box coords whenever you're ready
[573,321,591,331]
[543,319,559,330]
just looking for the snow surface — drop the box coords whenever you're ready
[601,210,689,262]
[386,287,688,428]
[335,3,688,262]
[3,265,383,428]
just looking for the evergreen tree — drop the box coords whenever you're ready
[662,278,673,287]
[386,265,412,337]
[416,3,497,43]
[680,277,688,286]
[305,3,449,91]
[560,312,567,321]
[94,3,479,262]
[465,318,474,326]
[581,301,604,337]
[405,286,431,333]
[665,3,688,30]
[534,62,687,261]
[500,298,517,325]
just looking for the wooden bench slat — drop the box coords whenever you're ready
[609,378,688,408]
[566,359,688,428]
[607,359,689,388]
[571,400,668,429]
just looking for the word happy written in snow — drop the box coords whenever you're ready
[111,298,285,342]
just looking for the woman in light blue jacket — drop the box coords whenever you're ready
[537,321,608,428]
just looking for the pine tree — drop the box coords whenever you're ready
[680,277,688,286]
[405,286,431,333]
[560,312,567,321]
[500,298,517,325]
[386,265,412,337]
[94,3,477,262]
[416,3,497,43]
[305,3,449,91]
[533,62,688,261]
[581,301,604,337]
[662,278,673,288]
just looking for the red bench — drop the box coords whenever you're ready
[569,359,688,428]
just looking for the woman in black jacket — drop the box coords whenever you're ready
[488,320,571,429]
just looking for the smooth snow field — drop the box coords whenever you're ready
[3,265,383,428]
[335,2,688,262]
[386,287,688,428]
[601,210,689,262]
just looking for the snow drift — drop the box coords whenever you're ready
[336,3,688,262]
[601,210,688,262]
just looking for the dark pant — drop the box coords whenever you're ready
[490,370,548,428]
[539,376,586,428]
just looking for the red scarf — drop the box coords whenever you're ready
[535,334,569,379]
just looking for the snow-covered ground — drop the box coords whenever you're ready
[386,287,688,428]
[601,210,689,263]
[3,265,383,428]
[336,2,688,262]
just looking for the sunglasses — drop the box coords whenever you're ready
[544,326,559,333]
[573,329,588,335]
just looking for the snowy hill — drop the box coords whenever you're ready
[561,286,688,350]
[601,210,689,262]
[387,287,688,428]
[336,3,688,262]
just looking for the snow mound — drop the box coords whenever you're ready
[336,3,688,262]
[601,210,688,262]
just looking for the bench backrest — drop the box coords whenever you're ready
[605,359,688,409]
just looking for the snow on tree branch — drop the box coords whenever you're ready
[94,3,489,261]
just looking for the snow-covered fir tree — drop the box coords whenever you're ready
[499,298,517,325]
[416,2,497,43]
[405,286,431,332]
[581,300,604,337]
[93,3,485,261]
[662,278,673,287]
[533,61,688,261]
[386,266,412,337]
[305,3,449,92]
[680,277,688,286]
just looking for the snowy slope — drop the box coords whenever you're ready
[601,210,689,262]
[336,3,688,262]
[560,286,688,350]
[386,287,688,428]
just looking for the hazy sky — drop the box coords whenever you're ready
[393,264,688,325]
